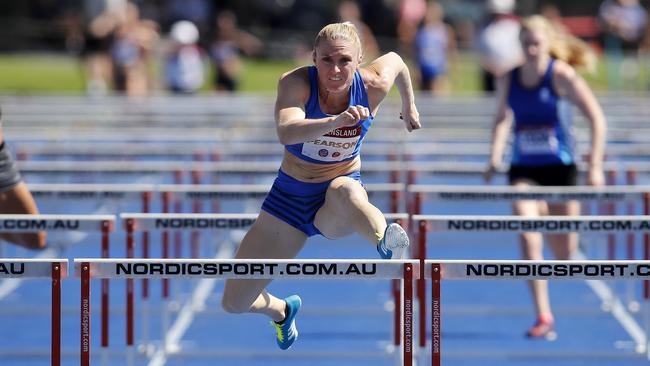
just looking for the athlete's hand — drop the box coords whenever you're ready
[335,105,370,128]
[483,162,498,183]
[587,165,605,186]
[400,103,421,132]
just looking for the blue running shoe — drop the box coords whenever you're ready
[271,295,301,350]
[377,223,410,259]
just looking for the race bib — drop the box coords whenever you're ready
[516,126,559,155]
[302,126,361,162]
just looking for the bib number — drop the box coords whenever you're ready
[302,126,361,162]
[517,127,558,155]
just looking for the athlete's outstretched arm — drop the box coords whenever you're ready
[274,68,368,145]
[361,52,420,131]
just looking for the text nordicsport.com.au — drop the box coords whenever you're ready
[448,219,650,232]
[115,262,378,277]
[465,263,650,278]
[0,219,79,230]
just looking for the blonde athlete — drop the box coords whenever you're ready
[222,22,420,350]
[485,15,606,340]
[0,107,46,249]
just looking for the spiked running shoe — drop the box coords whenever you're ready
[272,295,301,350]
[526,315,557,341]
[377,223,410,259]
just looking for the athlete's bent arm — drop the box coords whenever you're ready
[485,74,513,182]
[361,52,421,131]
[275,68,369,145]
[553,62,606,186]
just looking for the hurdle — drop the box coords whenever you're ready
[120,212,258,354]
[16,160,406,177]
[74,258,417,366]
[119,212,409,352]
[0,214,115,361]
[405,186,650,355]
[7,124,648,144]
[20,141,650,162]
[0,258,68,366]
[14,141,404,160]
[158,182,406,211]
[28,183,155,202]
[425,259,650,366]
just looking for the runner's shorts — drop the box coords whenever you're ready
[261,169,362,237]
[0,143,22,193]
[508,163,578,186]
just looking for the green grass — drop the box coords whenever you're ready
[0,52,647,94]
[0,54,85,93]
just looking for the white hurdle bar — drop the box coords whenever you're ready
[28,183,155,201]
[425,259,650,366]
[0,258,68,366]
[418,215,650,233]
[408,184,650,203]
[119,212,409,349]
[74,258,418,366]
[0,215,115,353]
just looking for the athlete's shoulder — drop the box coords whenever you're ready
[551,60,577,82]
[550,60,579,95]
[279,66,310,85]
[277,66,311,101]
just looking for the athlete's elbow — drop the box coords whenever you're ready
[277,133,292,146]
[277,129,297,145]
[10,232,47,250]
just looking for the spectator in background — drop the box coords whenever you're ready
[338,1,380,60]
[598,0,648,89]
[540,3,569,34]
[599,0,647,49]
[164,0,212,34]
[210,10,262,93]
[164,20,206,94]
[81,0,127,96]
[641,11,650,88]
[110,2,159,97]
[414,1,457,95]
[476,0,523,92]
[396,0,427,56]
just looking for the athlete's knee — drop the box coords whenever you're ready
[329,178,366,204]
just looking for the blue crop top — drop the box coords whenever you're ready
[508,59,575,166]
[284,66,373,164]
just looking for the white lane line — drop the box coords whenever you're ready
[147,243,234,366]
[0,247,58,301]
[574,251,646,352]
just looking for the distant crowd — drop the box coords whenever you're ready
[62,0,650,96]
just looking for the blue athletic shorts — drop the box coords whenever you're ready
[261,169,362,237]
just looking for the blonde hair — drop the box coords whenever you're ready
[313,22,362,55]
[520,15,597,73]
